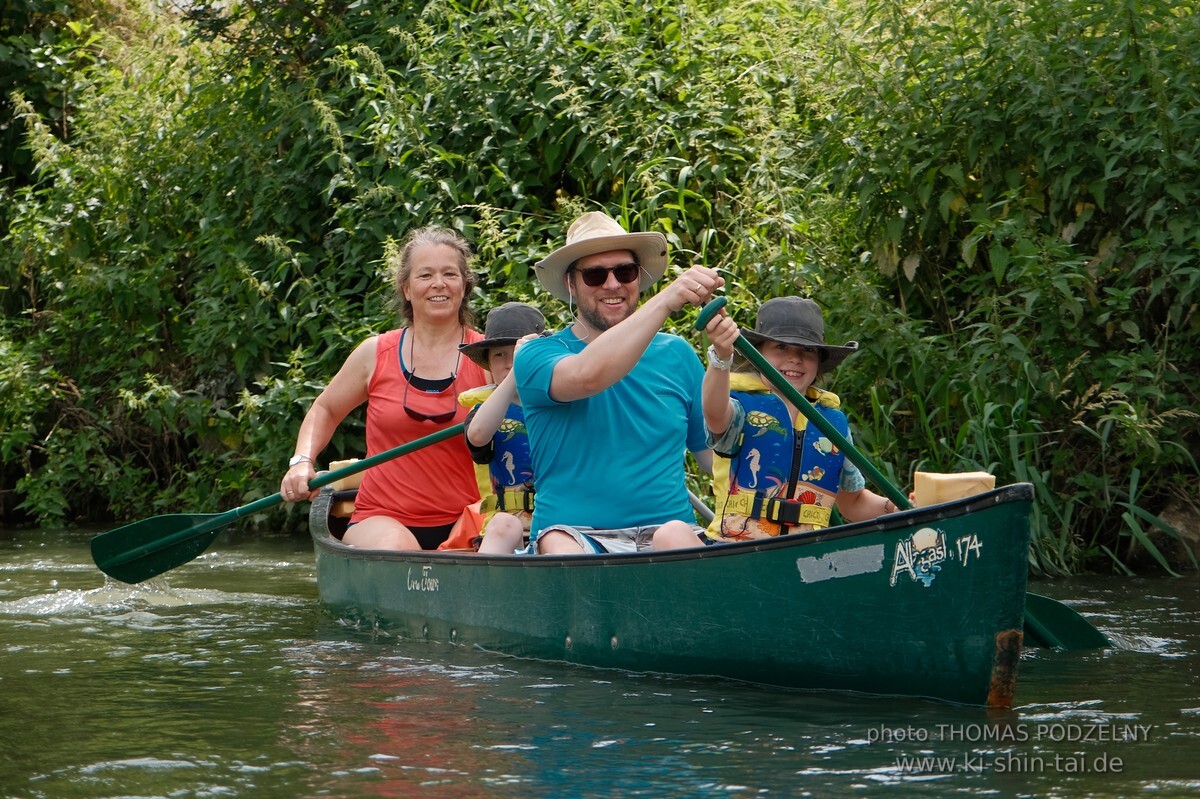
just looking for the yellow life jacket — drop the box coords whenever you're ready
[708,373,848,541]
[458,385,534,531]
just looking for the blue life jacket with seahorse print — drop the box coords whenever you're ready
[708,374,848,541]
[457,386,535,521]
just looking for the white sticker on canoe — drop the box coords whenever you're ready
[407,565,440,592]
[795,544,885,583]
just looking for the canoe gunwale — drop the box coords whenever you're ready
[309,482,1034,567]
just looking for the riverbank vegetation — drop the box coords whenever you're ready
[2,0,1196,575]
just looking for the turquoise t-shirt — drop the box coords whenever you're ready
[514,329,708,534]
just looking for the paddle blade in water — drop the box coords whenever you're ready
[91,513,227,584]
[1024,592,1111,650]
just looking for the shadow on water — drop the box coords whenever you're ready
[1,527,1198,798]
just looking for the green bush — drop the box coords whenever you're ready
[799,0,1199,573]
[1,0,1195,575]
[0,1,113,236]
[1,0,824,527]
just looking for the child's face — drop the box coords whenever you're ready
[758,341,820,394]
[488,344,517,383]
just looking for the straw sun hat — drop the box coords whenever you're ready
[533,212,668,302]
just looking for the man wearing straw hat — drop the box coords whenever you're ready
[514,210,723,555]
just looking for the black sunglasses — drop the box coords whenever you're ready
[574,262,640,288]
[403,375,458,424]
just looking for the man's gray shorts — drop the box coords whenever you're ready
[529,523,706,554]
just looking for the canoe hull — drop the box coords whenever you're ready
[312,484,1033,706]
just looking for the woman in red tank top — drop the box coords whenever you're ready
[279,226,489,550]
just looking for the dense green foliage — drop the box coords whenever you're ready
[806,0,1200,573]
[1,0,1196,574]
[0,1,110,229]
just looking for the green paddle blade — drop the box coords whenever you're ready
[90,424,466,584]
[1023,592,1111,650]
[91,513,231,584]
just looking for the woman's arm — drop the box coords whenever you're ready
[281,337,375,500]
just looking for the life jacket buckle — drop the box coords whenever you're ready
[763,497,803,525]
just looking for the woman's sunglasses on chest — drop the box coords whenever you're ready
[403,376,458,423]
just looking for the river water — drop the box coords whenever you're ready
[2,526,1198,798]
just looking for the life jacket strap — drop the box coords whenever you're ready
[724,491,775,520]
[483,487,534,514]
[764,498,831,527]
[724,491,832,528]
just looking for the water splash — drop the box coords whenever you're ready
[0,575,305,617]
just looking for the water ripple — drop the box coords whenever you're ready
[0,577,307,618]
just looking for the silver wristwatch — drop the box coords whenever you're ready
[288,454,312,468]
[706,345,734,371]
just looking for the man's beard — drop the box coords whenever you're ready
[578,298,630,332]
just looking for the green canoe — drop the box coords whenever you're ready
[310,482,1039,707]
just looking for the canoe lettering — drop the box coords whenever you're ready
[890,527,948,587]
[956,533,983,566]
[406,565,440,592]
[891,529,988,587]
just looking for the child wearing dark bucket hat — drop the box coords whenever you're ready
[438,302,548,553]
[701,296,896,542]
